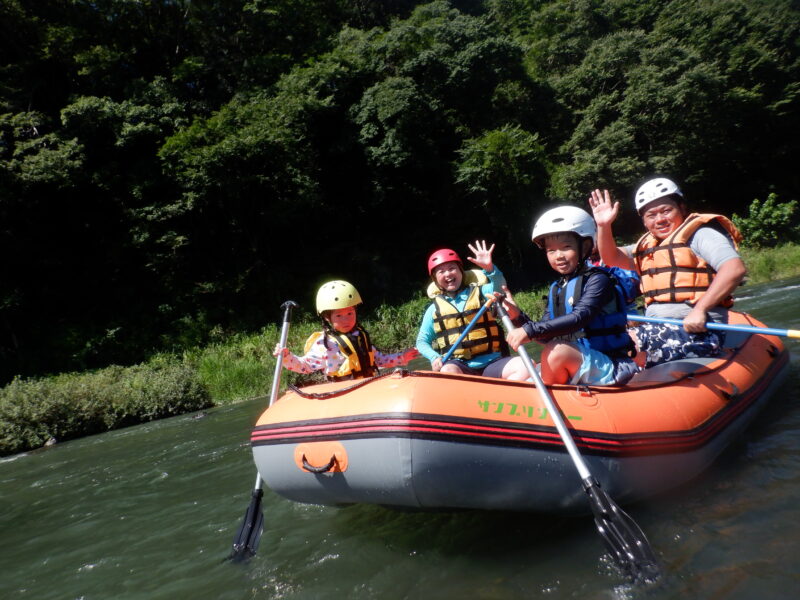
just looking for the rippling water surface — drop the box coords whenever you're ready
[2,278,799,599]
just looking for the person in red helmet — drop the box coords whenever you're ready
[416,240,528,380]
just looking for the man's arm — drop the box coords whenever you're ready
[684,257,746,332]
[589,189,637,270]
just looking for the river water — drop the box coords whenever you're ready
[2,278,799,600]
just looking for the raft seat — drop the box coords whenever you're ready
[627,357,720,384]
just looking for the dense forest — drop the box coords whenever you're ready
[1,0,798,383]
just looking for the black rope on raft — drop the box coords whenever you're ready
[288,369,411,399]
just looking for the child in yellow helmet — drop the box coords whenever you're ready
[274,280,419,381]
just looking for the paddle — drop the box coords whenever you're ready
[228,300,298,562]
[626,313,800,338]
[439,296,497,364]
[494,299,661,584]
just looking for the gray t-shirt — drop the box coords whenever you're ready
[624,224,741,322]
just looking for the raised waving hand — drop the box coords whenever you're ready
[588,189,620,228]
[466,239,495,272]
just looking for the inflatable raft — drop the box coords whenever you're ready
[251,311,789,513]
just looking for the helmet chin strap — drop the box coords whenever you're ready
[563,236,594,281]
[575,234,592,264]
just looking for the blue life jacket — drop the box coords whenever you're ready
[605,265,641,315]
[547,266,634,356]
[586,260,641,313]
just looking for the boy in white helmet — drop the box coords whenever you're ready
[589,177,745,367]
[274,280,418,381]
[498,206,641,386]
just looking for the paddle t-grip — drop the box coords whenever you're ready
[280,300,298,323]
[494,293,509,319]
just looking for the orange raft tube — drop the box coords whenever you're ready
[251,311,789,513]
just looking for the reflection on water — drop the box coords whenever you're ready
[1,279,799,599]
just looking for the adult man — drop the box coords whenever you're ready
[589,177,746,366]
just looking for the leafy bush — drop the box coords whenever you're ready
[733,193,800,248]
[0,364,211,456]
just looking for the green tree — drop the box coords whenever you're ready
[2,0,800,385]
[733,194,800,249]
[158,2,549,321]
[455,124,549,264]
[1,1,431,381]
[518,0,800,214]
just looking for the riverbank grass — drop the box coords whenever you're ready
[740,244,800,284]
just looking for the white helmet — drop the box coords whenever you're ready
[634,177,683,213]
[531,206,597,248]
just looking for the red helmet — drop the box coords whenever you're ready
[427,248,463,275]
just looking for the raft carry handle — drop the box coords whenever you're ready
[301,454,337,474]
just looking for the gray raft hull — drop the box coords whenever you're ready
[253,356,787,513]
[252,322,789,513]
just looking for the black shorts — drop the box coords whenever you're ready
[443,356,513,378]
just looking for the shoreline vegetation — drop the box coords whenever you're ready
[2,243,799,456]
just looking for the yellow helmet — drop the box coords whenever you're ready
[315,280,362,314]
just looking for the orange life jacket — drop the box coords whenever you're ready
[633,213,743,307]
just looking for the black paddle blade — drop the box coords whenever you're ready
[584,478,661,584]
[228,488,264,562]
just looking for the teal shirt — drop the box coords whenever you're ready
[416,267,506,369]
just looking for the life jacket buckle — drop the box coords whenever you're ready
[576,385,592,397]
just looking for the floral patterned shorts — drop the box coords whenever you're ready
[631,323,722,369]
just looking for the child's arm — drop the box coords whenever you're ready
[415,304,442,367]
[273,338,328,374]
[494,287,538,351]
[517,272,612,342]
[373,347,420,368]
[481,264,506,296]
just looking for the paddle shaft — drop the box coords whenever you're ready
[626,313,800,338]
[496,300,660,582]
[254,301,298,490]
[270,301,298,406]
[229,300,297,560]
[495,308,591,481]
[440,297,497,364]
